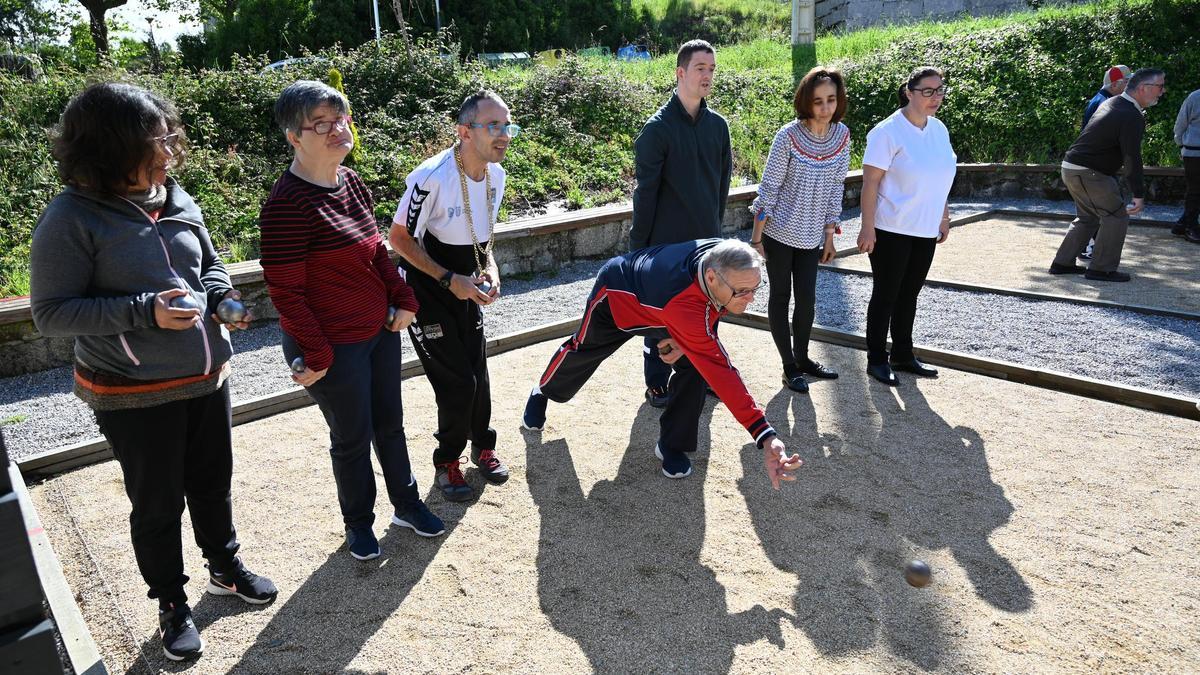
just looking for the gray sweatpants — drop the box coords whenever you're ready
[1054,167,1130,273]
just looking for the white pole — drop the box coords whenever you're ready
[792,0,814,45]
[372,0,382,44]
[792,0,800,46]
[435,0,442,32]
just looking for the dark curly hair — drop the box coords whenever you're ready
[52,82,187,194]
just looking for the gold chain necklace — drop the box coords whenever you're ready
[453,143,494,277]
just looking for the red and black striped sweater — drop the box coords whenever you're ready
[259,167,418,372]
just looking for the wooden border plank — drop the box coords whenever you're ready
[726,311,1200,421]
[8,463,107,675]
[17,318,580,480]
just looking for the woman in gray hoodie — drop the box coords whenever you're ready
[29,82,276,663]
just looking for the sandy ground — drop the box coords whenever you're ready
[27,324,1200,674]
[832,217,1200,315]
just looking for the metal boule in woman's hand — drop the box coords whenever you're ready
[477,280,492,295]
[169,293,204,312]
[386,306,397,326]
[290,357,306,374]
[216,297,248,324]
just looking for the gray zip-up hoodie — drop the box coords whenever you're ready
[1175,89,1200,158]
[30,180,234,401]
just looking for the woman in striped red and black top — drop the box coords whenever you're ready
[749,67,851,393]
[259,81,444,561]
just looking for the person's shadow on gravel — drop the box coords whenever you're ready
[740,372,1031,671]
[523,399,785,672]
[215,486,464,675]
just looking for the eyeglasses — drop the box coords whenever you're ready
[713,267,765,299]
[469,122,522,138]
[153,133,180,153]
[910,85,949,98]
[300,115,352,135]
[1143,82,1166,90]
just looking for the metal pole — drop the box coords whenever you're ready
[372,0,382,44]
[435,0,442,32]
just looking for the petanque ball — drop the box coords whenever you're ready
[386,306,397,326]
[905,560,932,588]
[169,293,204,312]
[477,280,492,295]
[216,298,248,324]
[290,357,306,374]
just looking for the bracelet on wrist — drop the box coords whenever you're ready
[750,239,762,245]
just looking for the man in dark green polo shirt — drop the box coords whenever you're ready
[630,39,733,407]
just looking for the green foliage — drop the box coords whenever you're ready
[2,0,1196,298]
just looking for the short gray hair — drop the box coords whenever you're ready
[1127,67,1165,92]
[456,90,507,126]
[274,80,350,135]
[704,239,761,275]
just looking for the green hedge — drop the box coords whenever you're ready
[1,0,1195,297]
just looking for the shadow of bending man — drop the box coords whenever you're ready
[524,401,786,672]
[739,377,1032,671]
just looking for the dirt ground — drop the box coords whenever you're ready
[832,217,1200,315]
[28,324,1200,673]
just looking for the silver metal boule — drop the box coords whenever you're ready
[169,293,204,312]
[216,298,248,324]
[477,280,492,295]
[290,357,306,373]
[386,306,397,326]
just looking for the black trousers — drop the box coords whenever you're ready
[285,329,419,529]
[1183,156,1200,228]
[866,229,937,365]
[94,383,239,608]
[642,336,672,391]
[408,281,495,465]
[762,234,820,370]
[537,284,706,456]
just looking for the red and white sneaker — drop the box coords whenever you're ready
[470,447,510,484]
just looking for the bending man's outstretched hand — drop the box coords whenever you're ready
[762,436,802,490]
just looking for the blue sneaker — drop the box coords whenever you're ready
[346,526,381,561]
[522,390,548,430]
[392,501,446,538]
[654,444,692,479]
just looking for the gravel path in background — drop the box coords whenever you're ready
[2,198,1195,461]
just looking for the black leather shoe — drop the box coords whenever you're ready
[1173,223,1189,237]
[867,363,899,386]
[890,357,938,377]
[782,373,809,393]
[645,387,669,408]
[1186,227,1200,244]
[1048,262,1087,275]
[1083,270,1131,282]
[800,358,839,379]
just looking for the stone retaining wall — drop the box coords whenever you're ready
[0,163,1184,377]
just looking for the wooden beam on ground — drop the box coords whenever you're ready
[7,463,106,674]
[17,318,580,480]
[817,265,1200,322]
[726,311,1200,421]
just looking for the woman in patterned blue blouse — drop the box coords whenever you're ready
[750,66,851,393]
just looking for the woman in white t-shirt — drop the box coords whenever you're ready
[857,66,957,386]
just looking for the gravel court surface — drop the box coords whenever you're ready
[832,216,1200,314]
[27,326,1200,673]
[2,199,1196,462]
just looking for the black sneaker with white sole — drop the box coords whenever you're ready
[654,444,692,479]
[392,501,446,537]
[206,558,278,605]
[159,602,203,661]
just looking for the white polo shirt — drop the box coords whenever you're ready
[862,109,957,238]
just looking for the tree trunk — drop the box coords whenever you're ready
[391,0,411,48]
[87,6,108,56]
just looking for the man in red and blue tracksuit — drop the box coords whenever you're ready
[522,238,801,489]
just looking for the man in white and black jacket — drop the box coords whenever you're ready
[1050,67,1166,282]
